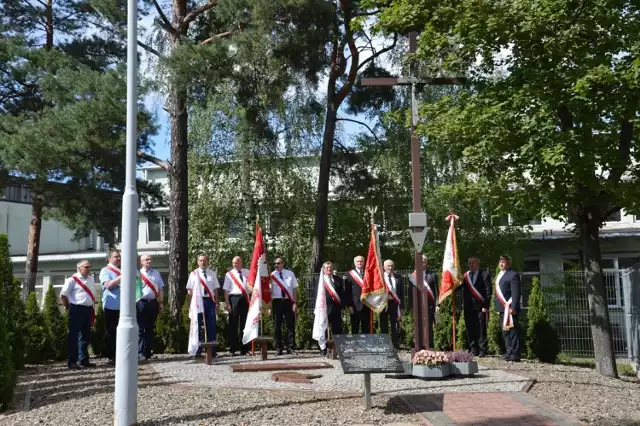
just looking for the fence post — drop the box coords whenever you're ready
[622,268,639,364]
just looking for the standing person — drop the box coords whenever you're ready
[319,261,348,355]
[60,260,96,369]
[345,255,371,334]
[462,257,492,356]
[224,256,250,356]
[138,254,164,361]
[270,257,298,355]
[186,254,220,357]
[99,250,121,366]
[379,259,405,349]
[494,255,522,362]
[408,255,439,349]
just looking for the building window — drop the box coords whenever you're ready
[635,215,640,222]
[114,220,140,243]
[228,219,243,239]
[605,210,621,222]
[148,216,169,242]
[3,185,32,203]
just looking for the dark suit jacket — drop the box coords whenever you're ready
[408,270,438,312]
[344,269,365,312]
[493,269,521,313]
[384,273,405,311]
[462,268,492,311]
[324,274,348,315]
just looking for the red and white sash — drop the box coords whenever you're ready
[495,274,513,330]
[463,271,484,304]
[411,272,435,303]
[323,275,341,305]
[271,272,294,301]
[194,270,214,299]
[229,271,250,304]
[384,275,401,305]
[106,264,121,276]
[348,270,364,288]
[71,275,96,326]
[140,270,159,299]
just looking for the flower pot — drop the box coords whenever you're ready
[451,361,478,376]
[412,363,450,378]
[403,361,413,375]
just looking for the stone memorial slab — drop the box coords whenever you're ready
[333,334,405,375]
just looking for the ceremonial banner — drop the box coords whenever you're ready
[135,274,144,302]
[312,273,328,350]
[361,223,388,313]
[439,213,462,304]
[187,270,204,356]
[243,223,270,344]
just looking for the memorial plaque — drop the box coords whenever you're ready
[333,334,405,374]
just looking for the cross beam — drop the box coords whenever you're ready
[361,32,466,354]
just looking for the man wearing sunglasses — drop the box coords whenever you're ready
[270,257,298,355]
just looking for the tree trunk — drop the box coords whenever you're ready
[578,209,618,378]
[45,0,53,49]
[167,86,189,341]
[24,196,43,295]
[309,99,338,274]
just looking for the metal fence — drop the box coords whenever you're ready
[299,268,640,360]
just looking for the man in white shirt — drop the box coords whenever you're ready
[138,254,164,360]
[60,260,97,370]
[186,254,220,357]
[270,257,298,355]
[223,256,251,356]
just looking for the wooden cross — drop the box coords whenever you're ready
[360,32,467,353]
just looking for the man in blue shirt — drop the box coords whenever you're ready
[99,250,121,366]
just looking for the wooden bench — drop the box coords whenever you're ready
[254,337,274,360]
[325,340,338,360]
[201,342,219,365]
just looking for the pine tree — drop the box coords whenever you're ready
[43,285,67,360]
[526,277,560,362]
[0,235,26,370]
[24,292,48,364]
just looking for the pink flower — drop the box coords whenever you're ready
[412,350,450,366]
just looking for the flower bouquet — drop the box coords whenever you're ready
[411,350,451,378]
[448,350,479,376]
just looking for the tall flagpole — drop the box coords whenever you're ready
[114,0,139,423]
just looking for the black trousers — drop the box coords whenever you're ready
[273,298,295,350]
[500,312,521,360]
[328,308,343,336]
[464,308,488,356]
[104,308,119,361]
[229,295,249,354]
[350,306,371,334]
[137,299,159,358]
[380,301,401,348]
[68,304,92,367]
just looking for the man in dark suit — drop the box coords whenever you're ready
[321,261,349,354]
[345,255,371,334]
[408,255,439,349]
[494,255,522,362]
[462,257,492,356]
[379,259,404,349]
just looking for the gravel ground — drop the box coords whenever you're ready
[152,352,529,395]
[478,357,640,426]
[0,356,421,426]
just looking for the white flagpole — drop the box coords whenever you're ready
[114,0,139,423]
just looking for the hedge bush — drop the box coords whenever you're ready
[456,312,468,351]
[24,292,48,364]
[434,297,456,351]
[43,285,67,361]
[155,296,189,354]
[526,276,560,363]
[6,278,26,370]
[0,234,15,411]
[488,290,506,355]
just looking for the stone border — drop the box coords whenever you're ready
[521,378,536,393]
[21,364,50,412]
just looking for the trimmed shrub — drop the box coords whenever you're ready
[216,309,229,351]
[295,307,314,349]
[0,236,15,410]
[91,302,105,357]
[434,297,455,351]
[401,309,414,350]
[526,277,560,363]
[7,279,26,370]
[43,285,67,360]
[24,292,48,364]
[488,291,506,355]
[156,296,190,354]
[456,312,468,351]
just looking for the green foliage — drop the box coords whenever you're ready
[526,277,560,363]
[295,307,314,350]
[434,297,455,351]
[24,293,48,364]
[488,292,505,355]
[7,279,26,370]
[91,302,105,357]
[216,310,229,352]
[401,309,414,350]
[0,242,14,411]
[156,298,189,354]
[43,285,67,361]
[456,312,468,351]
